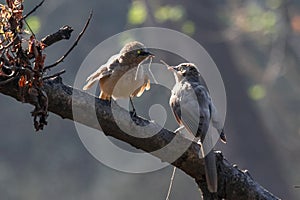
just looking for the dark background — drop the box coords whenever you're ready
[0,0,300,199]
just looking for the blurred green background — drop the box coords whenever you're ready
[1,0,300,199]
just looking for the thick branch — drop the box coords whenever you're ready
[0,77,280,200]
[41,25,74,47]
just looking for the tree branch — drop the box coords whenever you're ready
[0,77,280,200]
[41,25,74,47]
[21,0,45,20]
[43,11,92,71]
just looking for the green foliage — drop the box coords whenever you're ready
[248,84,266,100]
[231,1,279,35]
[127,1,147,25]
[26,15,41,34]
[247,3,277,33]
[126,3,194,35]
[154,5,184,23]
[181,20,195,35]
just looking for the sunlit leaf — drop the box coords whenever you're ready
[155,5,184,23]
[248,84,266,100]
[154,6,169,23]
[26,15,41,34]
[181,21,195,35]
[233,2,278,34]
[168,6,184,21]
[127,1,147,25]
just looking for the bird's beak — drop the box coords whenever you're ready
[167,66,176,71]
[140,51,154,57]
[167,65,181,72]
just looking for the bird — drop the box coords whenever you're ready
[83,41,154,115]
[167,62,226,193]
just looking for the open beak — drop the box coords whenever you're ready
[140,51,154,57]
[167,66,176,71]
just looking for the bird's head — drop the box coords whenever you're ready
[120,41,154,64]
[166,62,199,82]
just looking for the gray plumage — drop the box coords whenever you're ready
[169,63,226,193]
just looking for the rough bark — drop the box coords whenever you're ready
[0,77,281,200]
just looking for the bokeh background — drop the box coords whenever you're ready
[0,0,300,199]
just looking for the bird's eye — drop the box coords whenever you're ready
[137,50,141,54]
[179,66,187,75]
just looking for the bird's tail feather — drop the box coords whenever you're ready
[203,149,218,193]
[201,130,217,193]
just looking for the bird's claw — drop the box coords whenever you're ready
[220,129,227,143]
[130,109,137,118]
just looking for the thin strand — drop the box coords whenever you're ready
[148,57,158,84]
[135,63,141,81]
[165,166,177,200]
[24,19,35,37]
[160,59,171,68]
[42,69,66,80]
[43,11,93,71]
[22,0,45,20]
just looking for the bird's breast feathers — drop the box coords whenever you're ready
[111,67,145,99]
[170,80,211,117]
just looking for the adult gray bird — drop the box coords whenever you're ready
[83,41,153,114]
[168,62,226,193]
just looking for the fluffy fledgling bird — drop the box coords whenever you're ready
[168,62,226,193]
[83,41,153,114]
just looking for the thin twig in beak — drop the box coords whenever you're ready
[160,60,174,70]
[148,57,158,84]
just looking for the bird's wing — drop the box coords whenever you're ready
[210,102,226,143]
[170,84,211,136]
[180,84,211,141]
[83,54,119,90]
[169,92,182,126]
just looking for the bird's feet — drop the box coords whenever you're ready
[129,97,137,118]
[220,129,227,143]
[130,108,137,118]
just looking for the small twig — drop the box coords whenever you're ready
[147,56,158,84]
[23,19,35,37]
[43,11,93,71]
[160,59,172,69]
[165,166,177,200]
[0,36,18,51]
[22,0,45,20]
[42,69,66,80]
